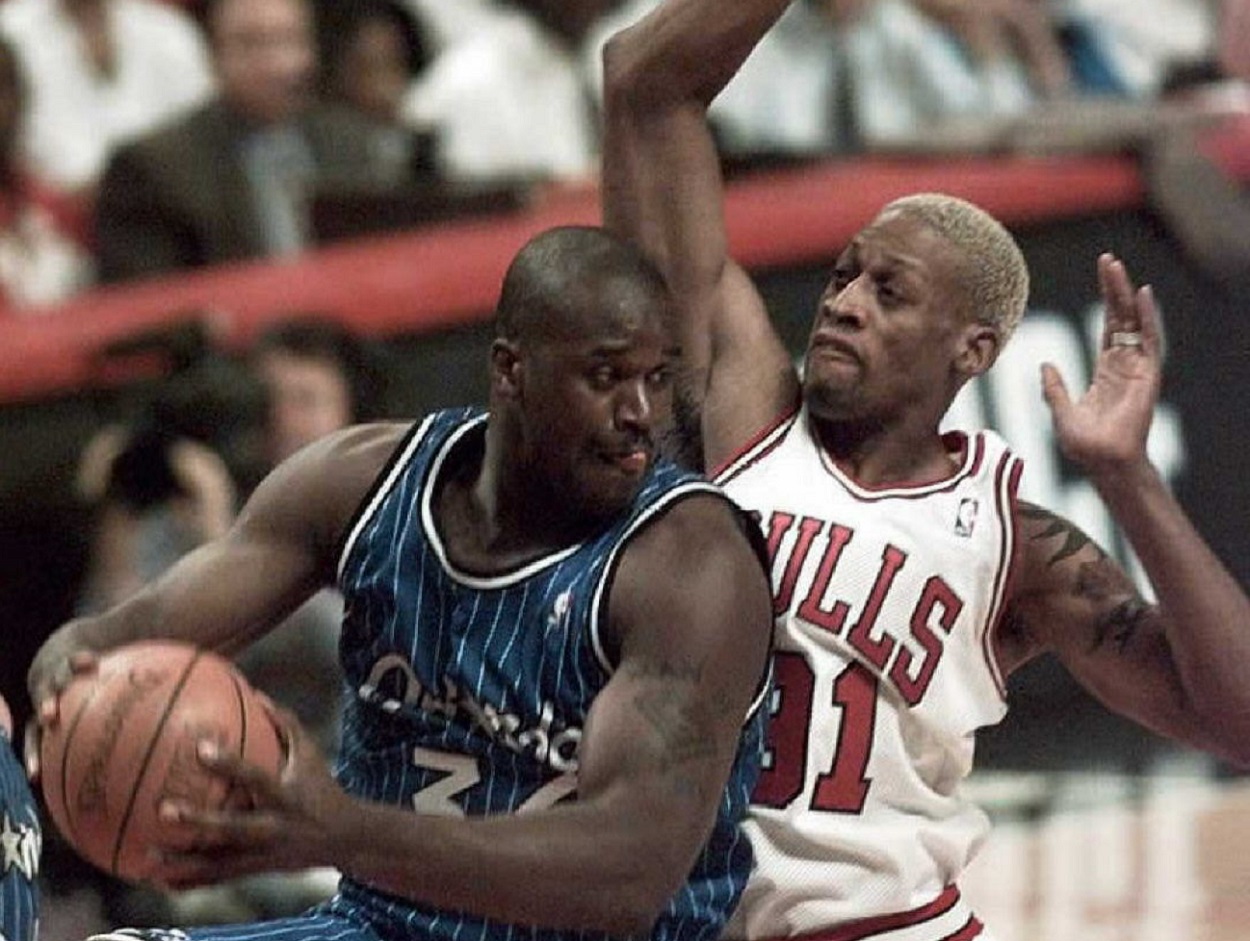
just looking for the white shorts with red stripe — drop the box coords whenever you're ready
[761,886,995,941]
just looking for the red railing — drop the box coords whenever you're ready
[1,116,1246,405]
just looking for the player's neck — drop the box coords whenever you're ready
[813,416,959,488]
[440,436,590,573]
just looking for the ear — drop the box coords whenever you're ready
[490,338,522,399]
[954,323,1001,380]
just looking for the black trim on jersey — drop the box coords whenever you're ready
[335,413,442,582]
[591,487,774,724]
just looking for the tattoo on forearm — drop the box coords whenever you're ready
[1020,504,1107,566]
[1091,597,1151,654]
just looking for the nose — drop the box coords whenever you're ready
[615,378,653,432]
[820,279,867,329]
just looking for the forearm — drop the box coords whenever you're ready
[335,791,704,936]
[1094,461,1250,736]
[604,0,793,109]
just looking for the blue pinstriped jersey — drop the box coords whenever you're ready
[0,733,39,941]
[330,407,768,941]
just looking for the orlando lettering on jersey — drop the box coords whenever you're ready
[357,653,582,774]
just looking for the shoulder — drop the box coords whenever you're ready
[239,422,415,552]
[108,103,217,168]
[613,489,769,614]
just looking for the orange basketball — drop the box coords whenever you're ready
[39,640,284,883]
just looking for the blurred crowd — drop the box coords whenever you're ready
[0,0,1242,312]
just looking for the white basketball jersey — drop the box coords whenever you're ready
[718,406,1022,939]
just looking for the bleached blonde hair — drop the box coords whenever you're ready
[881,193,1030,342]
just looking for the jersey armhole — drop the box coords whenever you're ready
[982,450,1025,701]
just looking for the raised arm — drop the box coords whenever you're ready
[27,424,404,727]
[998,255,1250,767]
[601,0,799,469]
[153,494,774,936]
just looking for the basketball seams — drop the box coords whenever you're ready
[227,668,249,761]
[109,648,203,876]
[52,676,109,851]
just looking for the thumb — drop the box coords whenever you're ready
[1039,363,1071,418]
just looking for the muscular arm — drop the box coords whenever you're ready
[28,424,405,712]
[601,1,799,470]
[1000,495,1250,768]
[171,494,774,936]
[1009,254,1250,768]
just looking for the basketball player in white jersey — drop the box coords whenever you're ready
[601,2,1250,939]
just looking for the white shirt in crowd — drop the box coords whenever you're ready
[0,0,214,191]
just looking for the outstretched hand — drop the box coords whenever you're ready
[150,703,351,889]
[1040,253,1163,475]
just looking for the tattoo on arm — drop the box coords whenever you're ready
[1019,504,1108,566]
[1091,597,1151,654]
[1074,555,1152,655]
[622,659,718,775]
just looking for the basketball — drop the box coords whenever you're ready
[39,640,284,883]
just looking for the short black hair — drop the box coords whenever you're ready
[495,226,671,342]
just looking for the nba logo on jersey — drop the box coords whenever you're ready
[954,497,979,537]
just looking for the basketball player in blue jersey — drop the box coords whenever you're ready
[602,3,1250,940]
[0,693,39,941]
[27,226,774,941]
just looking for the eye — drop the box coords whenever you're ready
[875,277,902,306]
[645,365,673,390]
[831,265,854,292]
[588,364,616,389]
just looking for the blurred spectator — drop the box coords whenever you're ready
[317,0,432,128]
[406,0,498,52]
[842,0,1067,153]
[74,347,269,615]
[0,35,94,311]
[94,0,422,284]
[1142,0,1250,289]
[250,314,387,466]
[0,0,213,197]
[314,0,437,178]
[592,0,1069,160]
[403,0,626,183]
[1059,0,1213,100]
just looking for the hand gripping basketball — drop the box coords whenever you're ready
[38,640,283,884]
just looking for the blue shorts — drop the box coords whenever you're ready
[87,910,385,941]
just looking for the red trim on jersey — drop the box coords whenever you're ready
[940,916,984,941]
[711,402,802,483]
[982,453,1024,700]
[817,432,985,502]
[776,885,963,941]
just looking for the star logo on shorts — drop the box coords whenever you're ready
[0,811,38,881]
